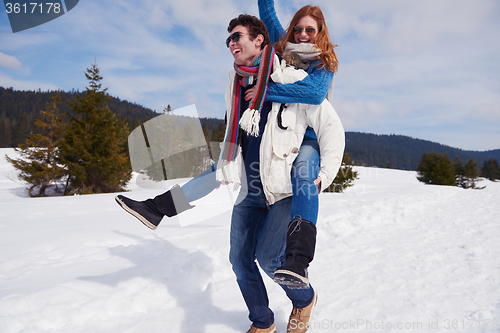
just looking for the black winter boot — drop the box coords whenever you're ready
[273,217,317,289]
[115,184,193,230]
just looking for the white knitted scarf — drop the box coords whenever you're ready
[282,42,335,101]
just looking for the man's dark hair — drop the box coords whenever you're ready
[228,14,270,49]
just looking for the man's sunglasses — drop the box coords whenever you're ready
[226,32,248,48]
[293,26,317,35]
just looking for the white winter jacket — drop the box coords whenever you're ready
[217,55,345,205]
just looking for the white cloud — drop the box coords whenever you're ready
[34,0,234,116]
[0,30,56,51]
[318,0,499,54]
[2,0,499,150]
[0,73,58,91]
[0,52,22,70]
[106,73,181,102]
[126,0,241,52]
[472,103,500,123]
[331,99,389,130]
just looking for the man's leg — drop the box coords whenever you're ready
[229,193,275,329]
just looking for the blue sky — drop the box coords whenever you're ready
[1,0,499,151]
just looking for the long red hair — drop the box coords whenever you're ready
[276,5,338,73]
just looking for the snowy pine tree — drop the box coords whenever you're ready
[481,158,500,181]
[454,157,482,189]
[417,152,456,186]
[60,61,131,194]
[5,93,67,196]
[462,159,482,189]
[324,153,359,193]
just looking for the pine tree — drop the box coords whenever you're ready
[60,61,131,194]
[481,158,500,181]
[463,159,482,189]
[12,113,30,147]
[5,93,67,196]
[324,153,359,193]
[163,104,173,115]
[453,156,465,188]
[141,112,178,182]
[213,122,227,142]
[201,121,226,162]
[454,156,482,189]
[416,152,456,186]
[0,112,12,147]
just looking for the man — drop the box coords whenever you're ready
[116,13,344,333]
[219,14,317,333]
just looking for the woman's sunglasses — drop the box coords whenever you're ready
[226,32,248,48]
[293,26,317,35]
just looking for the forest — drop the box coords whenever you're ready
[344,132,500,170]
[2,86,500,171]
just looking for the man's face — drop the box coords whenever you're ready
[228,25,263,66]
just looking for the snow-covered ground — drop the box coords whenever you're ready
[1,147,500,333]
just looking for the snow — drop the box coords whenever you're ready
[1,147,500,333]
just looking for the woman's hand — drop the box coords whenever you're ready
[314,176,321,193]
[215,180,232,189]
[244,86,257,101]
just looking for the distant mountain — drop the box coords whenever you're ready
[1,87,498,170]
[0,86,159,147]
[345,132,500,170]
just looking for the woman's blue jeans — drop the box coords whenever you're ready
[229,192,315,328]
[290,139,320,224]
[180,139,321,224]
[180,161,220,202]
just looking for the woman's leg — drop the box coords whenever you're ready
[273,139,320,288]
[254,196,315,309]
[181,160,220,202]
[290,139,320,224]
[116,161,221,229]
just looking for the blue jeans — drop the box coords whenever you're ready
[290,139,320,224]
[180,161,220,202]
[180,140,321,225]
[229,192,315,328]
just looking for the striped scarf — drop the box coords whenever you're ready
[221,45,275,163]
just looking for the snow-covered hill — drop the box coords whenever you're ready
[1,148,500,333]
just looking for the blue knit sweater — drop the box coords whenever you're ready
[258,0,334,106]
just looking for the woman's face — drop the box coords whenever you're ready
[293,15,319,44]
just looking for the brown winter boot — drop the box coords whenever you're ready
[246,323,276,333]
[287,292,318,333]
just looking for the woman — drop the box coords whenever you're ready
[256,0,339,289]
